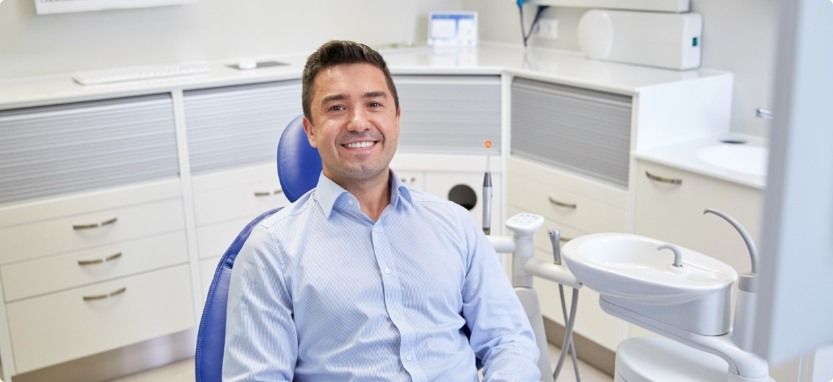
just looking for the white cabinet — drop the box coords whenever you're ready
[0,180,192,375]
[634,160,762,274]
[6,264,194,373]
[507,156,629,351]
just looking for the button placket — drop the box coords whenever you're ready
[370,223,426,380]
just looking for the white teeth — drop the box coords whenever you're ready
[345,141,374,149]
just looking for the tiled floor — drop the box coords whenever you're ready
[108,343,613,382]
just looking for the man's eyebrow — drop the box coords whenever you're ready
[321,94,347,104]
[363,91,388,99]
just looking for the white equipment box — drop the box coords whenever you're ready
[577,10,702,70]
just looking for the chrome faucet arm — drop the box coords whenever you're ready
[657,244,683,267]
[703,208,759,275]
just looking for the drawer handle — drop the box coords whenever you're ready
[77,252,123,266]
[645,171,683,185]
[82,286,127,301]
[254,189,284,197]
[547,197,577,209]
[72,217,118,231]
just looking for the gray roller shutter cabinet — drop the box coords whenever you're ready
[511,78,632,187]
[394,75,501,155]
[184,80,302,173]
[0,95,179,204]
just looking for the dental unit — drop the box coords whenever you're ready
[483,163,772,381]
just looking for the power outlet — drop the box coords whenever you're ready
[535,19,559,40]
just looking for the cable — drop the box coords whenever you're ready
[516,3,551,47]
[553,286,581,381]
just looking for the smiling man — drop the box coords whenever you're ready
[223,40,540,381]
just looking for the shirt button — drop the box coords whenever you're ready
[384,267,392,274]
[405,355,413,361]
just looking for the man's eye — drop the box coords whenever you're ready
[369,102,383,108]
[328,105,346,112]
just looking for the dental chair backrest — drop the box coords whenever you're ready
[194,114,320,382]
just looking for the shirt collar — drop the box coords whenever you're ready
[314,170,412,219]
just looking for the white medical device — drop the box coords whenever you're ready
[577,9,702,70]
[428,11,478,47]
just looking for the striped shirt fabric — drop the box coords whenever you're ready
[223,172,540,381]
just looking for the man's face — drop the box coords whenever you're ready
[303,63,400,187]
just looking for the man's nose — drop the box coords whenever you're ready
[346,108,371,131]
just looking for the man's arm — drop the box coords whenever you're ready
[223,225,298,381]
[459,211,542,381]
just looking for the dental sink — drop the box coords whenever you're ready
[697,144,768,177]
[563,233,738,336]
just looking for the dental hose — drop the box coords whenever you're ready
[554,286,580,381]
[548,229,581,381]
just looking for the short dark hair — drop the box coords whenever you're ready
[302,40,399,122]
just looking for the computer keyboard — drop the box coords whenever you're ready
[72,63,210,85]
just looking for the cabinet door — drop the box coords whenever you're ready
[634,160,763,273]
[394,75,501,155]
[511,78,632,187]
[0,94,178,204]
[184,81,301,173]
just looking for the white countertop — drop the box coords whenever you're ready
[634,134,768,190]
[0,43,727,110]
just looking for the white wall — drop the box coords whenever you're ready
[462,0,777,138]
[0,0,462,79]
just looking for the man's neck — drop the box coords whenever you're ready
[330,170,391,222]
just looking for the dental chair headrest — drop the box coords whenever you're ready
[277,115,322,203]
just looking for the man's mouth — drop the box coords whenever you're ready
[343,141,376,149]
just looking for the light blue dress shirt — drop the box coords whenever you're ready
[223,172,540,381]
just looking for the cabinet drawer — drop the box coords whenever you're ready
[6,264,194,373]
[0,198,185,264]
[1,231,188,302]
[507,173,625,234]
[634,160,762,273]
[191,164,288,227]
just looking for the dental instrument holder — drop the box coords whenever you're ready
[481,168,582,381]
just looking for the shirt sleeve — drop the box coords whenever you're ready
[458,209,542,382]
[223,225,297,382]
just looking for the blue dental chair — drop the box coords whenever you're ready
[194,115,321,382]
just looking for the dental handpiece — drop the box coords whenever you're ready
[548,229,561,265]
[482,171,492,235]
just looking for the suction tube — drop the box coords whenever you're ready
[548,229,581,381]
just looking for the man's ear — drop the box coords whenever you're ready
[302,116,318,148]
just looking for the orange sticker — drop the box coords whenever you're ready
[483,140,493,149]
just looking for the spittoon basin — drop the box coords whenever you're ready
[697,143,768,178]
[562,233,738,305]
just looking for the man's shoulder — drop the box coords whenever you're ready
[255,189,318,233]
